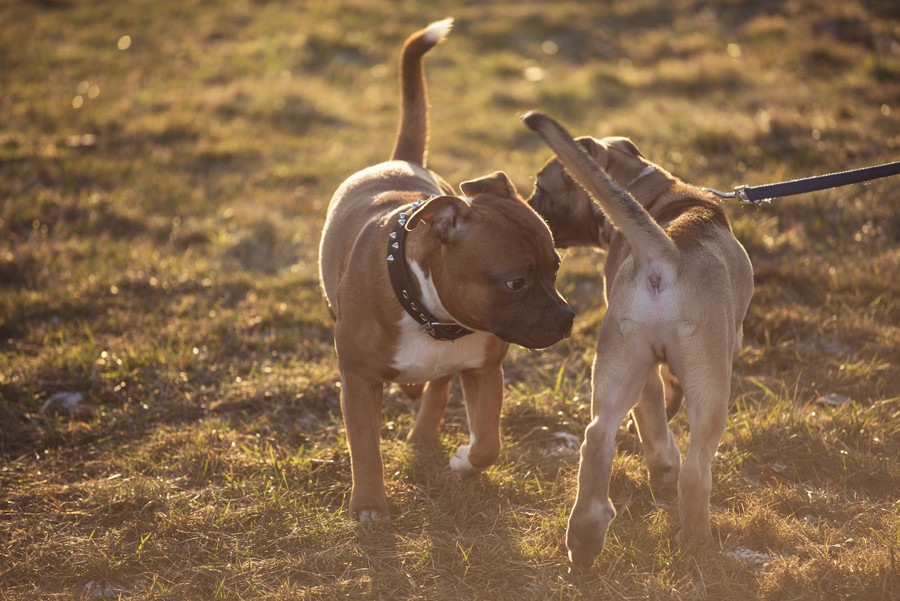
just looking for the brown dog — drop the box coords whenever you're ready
[318,22,574,521]
[524,112,753,568]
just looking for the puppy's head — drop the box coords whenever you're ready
[408,171,574,349]
[529,136,673,247]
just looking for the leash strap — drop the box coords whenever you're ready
[706,160,900,203]
[386,203,473,342]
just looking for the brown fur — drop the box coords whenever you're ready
[317,26,572,521]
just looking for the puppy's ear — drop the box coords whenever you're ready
[460,171,520,200]
[603,136,644,159]
[575,136,610,168]
[406,195,472,244]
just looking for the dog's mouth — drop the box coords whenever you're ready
[495,304,574,349]
[504,328,570,350]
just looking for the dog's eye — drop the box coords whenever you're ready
[505,278,526,292]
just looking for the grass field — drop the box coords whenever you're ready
[1,0,898,599]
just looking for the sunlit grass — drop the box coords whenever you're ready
[1,0,897,599]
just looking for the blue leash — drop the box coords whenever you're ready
[705,160,900,204]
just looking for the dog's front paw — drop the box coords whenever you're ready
[449,443,481,477]
[350,491,390,523]
[566,526,607,570]
[357,508,391,523]
[648,467,680,502]
[566,499,615,569]
[675,525,713,547]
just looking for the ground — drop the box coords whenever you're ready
[0,0,898,599]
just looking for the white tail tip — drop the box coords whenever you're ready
[424,17,454,45]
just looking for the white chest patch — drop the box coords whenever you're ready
[390,314,491,383]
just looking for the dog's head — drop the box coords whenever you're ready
[529,136,674,248]
[407,171,574,349]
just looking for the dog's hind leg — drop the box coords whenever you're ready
[566,319,657,568]
[672,327,732,545]
[632,365,682,499]
[407,375,453,447]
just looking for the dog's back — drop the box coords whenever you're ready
[319,20,454,315]
[524,112,752,351]
[524,111,755,567]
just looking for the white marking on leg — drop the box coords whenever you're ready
[450,434,481,476]
[358,509,390,523]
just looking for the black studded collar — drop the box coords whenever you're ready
[386,199,474,341]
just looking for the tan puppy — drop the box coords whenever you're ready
[318,22,574,521]
[523,112,753,568]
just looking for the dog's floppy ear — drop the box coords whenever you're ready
[406,195,472,244]
[459,171,520,200]
[603,136,645,159]
[575,136,610,169]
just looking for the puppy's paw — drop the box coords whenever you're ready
[449,443,481,477]
[648,470,679,502]
[357,508,391,523]
[350,493,390,523]
[675,526,713,547]
[566,499,615,569]
[566,528,607,570]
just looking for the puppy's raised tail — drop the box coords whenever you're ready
[522,111,678,269]
[390,18,453,166]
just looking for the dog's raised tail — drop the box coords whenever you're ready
[523,111,678,267]
[390,18,453,166]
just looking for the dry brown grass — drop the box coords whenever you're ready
[1,0,898,599]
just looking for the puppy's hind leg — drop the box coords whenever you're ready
[407,375,453,447]
[566,320,657,568]
[632,365,682,499]
[673,335,732,545]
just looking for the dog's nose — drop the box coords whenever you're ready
[564,311,574,337]
[559,306,575,338]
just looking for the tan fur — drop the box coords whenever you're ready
[524,112,753,568]
[317,26,573,521]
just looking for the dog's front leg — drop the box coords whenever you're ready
[340,371,389,521]
[566,320,656,568]
[451,366,504,476]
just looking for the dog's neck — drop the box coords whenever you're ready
[386,204,473,341]
[598,180,701,247]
